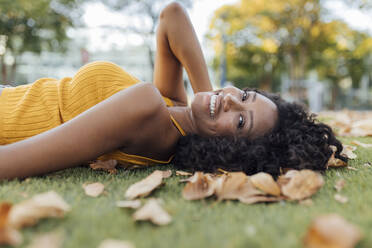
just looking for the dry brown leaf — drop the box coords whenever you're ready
[0,203,22,246]
[341,145,357,159]
[319,111,372,137]
[98,239,135,248]
[281,170,324,200]
[239,195,282,205]
[214,173,262,201]
[351,140,372,148]
[83,182,105,197]
[303,214,362,248]
[125,170,169,200]
[8,191,70,229]
[334,194,348,204]
[217,168,229,174]
[334,179,346,192]
[26,231,64,248]
[89,160,118,174]
[132,199,171,225]
[178,173,199,183]
[327,154,348,167]
[250,172,281,196]
[182,172,215,200]
[116,200,141,209]
[160,170,172,179]
[350,119,372,137]
[176,171,192,176]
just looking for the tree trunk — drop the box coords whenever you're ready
[10,57,17,85]
[330,82,340,110]
[1,55,7,83]
[147,45,154,82]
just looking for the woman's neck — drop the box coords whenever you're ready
[168,106,198,135]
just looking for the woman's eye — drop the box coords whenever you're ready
[238,114,245,129]
[242,91,248,101]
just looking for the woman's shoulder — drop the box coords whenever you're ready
[124,82,170,122]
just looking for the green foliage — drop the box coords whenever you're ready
[0,0,83,55]
[208,0,372,101]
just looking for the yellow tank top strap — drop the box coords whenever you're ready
[169,114,186,136]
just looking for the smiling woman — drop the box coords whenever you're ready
[0,2,346,179]
[190,87,278,138]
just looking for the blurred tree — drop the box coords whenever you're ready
[209,0,325,94]
[208,0,372,108]
[340,0,372,9]
[0,0,84,83]
[101,0,192,80]
[308,21,372,108]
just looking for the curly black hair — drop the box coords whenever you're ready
[173,89,347,177]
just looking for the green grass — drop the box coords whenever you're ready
[1,137,372,248]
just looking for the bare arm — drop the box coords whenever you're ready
[0,83,162,179]
[153,2,213,106]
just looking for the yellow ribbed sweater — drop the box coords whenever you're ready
[0,61,184,168]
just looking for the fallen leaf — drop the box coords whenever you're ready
[351,140,372,148]
[217,168,229,174]
[347,166,358,171]
[89,160,118,174]
[327,154,347,167]
[83,182,105,197]
[160,170,172,179]
[98,239,135,248]
[334,194,348,204]
[341,145,357,159]
[303,214,362,248]
[214,173,262,201]
[182,172,215,200]
[239,195,282,205]
[319,111,372,137]
[250,172,281,196]
[8,191,71,229]
[133,199,171,225]
[280,170,324,200]
[0,203,22,246]
[350,119,372,137]
[27,230,64,248]
[176,171,192,176]
[116,200,141,209]
[327,145,352,167]
[334,179,346,192]
[125,170,169,200]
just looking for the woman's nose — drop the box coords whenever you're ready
[223,93,243,112]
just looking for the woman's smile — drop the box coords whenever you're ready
[209,92,222,118]
[191,86,278,138]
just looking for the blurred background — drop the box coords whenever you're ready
[0,0,371,112]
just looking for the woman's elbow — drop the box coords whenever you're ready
[160,2,186,20]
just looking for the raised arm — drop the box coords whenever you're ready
[153,2,213,106]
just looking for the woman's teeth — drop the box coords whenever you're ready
[210,95,217,117]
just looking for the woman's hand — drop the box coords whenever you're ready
[153,2,213,106]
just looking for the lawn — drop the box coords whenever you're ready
[0,137,371,248]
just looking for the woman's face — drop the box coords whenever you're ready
[191,86,278,139]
